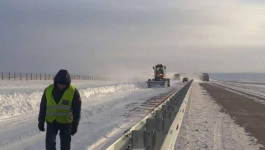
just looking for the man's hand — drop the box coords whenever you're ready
[38,122,45,132]
[71,123,78,135]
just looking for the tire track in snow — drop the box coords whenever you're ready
[86,123,128,150]
[214,115,223,150]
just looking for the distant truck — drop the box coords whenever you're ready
[183,77,188,82]
[202,73,209,81]
[173,74,180,80]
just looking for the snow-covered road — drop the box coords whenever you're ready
[175,81,262,150]
[0,80,185,150]
[211,81,265,106]
[2,79,264,150]
[175,82,260,150]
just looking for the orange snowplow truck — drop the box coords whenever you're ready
[147,64,170,88]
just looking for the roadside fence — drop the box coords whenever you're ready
[0,72,109,81]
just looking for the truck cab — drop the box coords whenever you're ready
[153,64,166,81]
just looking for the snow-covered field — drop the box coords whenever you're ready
[0,80,184,150]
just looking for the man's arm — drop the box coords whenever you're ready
[72,89,82,124]
[38,89,46,123]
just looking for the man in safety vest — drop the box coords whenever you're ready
[38,69,82,150]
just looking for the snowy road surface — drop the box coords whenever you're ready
[174,82,262,150]
[0,80,184,150]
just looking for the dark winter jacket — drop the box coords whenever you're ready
[38,70,82,125]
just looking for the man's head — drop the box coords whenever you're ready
[54,69,71,90]
[57,81,67,90]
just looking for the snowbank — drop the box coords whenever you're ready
[0,81,146,119]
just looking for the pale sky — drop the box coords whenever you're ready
[1,0,265,80]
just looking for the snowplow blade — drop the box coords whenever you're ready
[147,81,166,88]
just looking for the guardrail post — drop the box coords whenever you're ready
[26,73,27,80]
[49,74,50,80]
[36,73,37,80]
[20,73,22,80]
[40,74,41,80]
[14,72,16,80]
[45,74,46,80]
[9,72,10,80]
[1,72,3,80]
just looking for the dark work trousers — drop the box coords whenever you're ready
[46,121,72,150]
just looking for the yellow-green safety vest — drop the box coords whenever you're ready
[45,84,75,123]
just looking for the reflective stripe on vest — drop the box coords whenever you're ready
[46,112,73,117]
[45,84,75,123]
[46,106,71,110]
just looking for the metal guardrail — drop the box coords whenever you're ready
[107,80,193,150]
